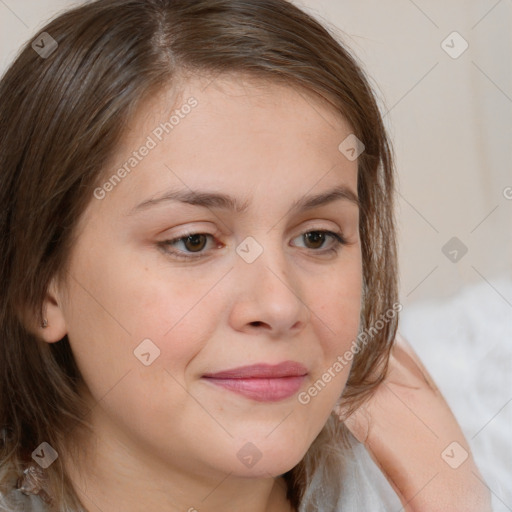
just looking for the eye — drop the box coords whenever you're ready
[292,230,347,252]
[159,233,216,260]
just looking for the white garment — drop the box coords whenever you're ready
[298,430,402,512]
[0,472,49,512]
[335,439,403,511]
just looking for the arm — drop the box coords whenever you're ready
[340,332,492,512]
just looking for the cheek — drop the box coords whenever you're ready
[315,260,363,348]
[309,262,362,395]
[123,265,227,374]
[61,244,221,402]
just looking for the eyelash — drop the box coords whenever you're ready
[159,229,348,261]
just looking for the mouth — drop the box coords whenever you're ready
[201,361,308,402]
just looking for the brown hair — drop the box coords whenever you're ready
[0,1,399,510]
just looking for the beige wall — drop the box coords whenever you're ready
[1,0,511,307]
[295,0,512,307]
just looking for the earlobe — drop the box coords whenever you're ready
[39,278,68,344]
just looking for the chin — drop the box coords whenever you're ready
[222,436,310,479]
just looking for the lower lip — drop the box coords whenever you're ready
[202,375,307,402]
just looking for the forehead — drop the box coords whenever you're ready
[86,73,358,223]
[120,71,353,159]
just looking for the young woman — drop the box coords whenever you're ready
[0,1,491,510]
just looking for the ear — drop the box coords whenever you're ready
[39,277,68,343]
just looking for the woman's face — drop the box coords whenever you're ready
[45,74,362,483]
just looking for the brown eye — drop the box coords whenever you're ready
[293,230,346,252]
[160,232,216,260]
[182,234,208,252]
[303,231,328,249]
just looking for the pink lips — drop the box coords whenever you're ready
[202,361,308,402]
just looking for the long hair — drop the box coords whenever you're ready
[0,1,399,510]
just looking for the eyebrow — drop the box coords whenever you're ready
[127,184,360,216]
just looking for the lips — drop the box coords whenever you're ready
[201,361,308,402]
[202,361,308,379]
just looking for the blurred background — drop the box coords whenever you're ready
[1,0,511,509]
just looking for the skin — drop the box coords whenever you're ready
[40,74,363,512]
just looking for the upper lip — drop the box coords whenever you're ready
[202,361,308,379]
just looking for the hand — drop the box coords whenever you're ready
[337,331,492,512]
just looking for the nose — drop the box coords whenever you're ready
[228,236,310,338]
